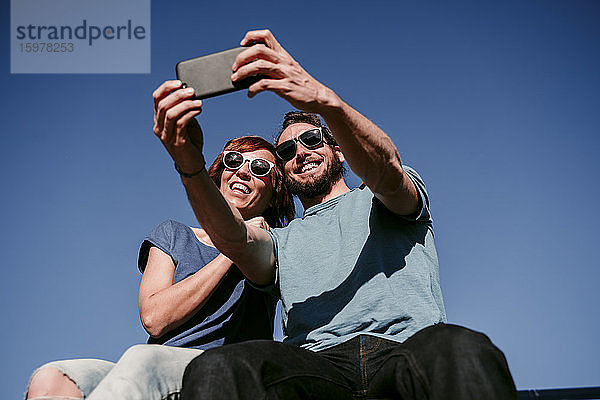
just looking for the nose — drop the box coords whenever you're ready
[234,161,252,180]
[295,142,311,160]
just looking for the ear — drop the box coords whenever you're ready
[333,145,345,163]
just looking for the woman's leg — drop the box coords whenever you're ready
[26,359,115,399]
[87,344,203,400]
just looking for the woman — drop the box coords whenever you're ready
[26,136,294,400]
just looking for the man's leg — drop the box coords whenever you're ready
[181,340,355,400]
[366,324,517,400]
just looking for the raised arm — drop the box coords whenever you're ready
[152,81,275,284]
[232,30,419,215]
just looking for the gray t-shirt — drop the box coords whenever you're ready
[269,166,446,351]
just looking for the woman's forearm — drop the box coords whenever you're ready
[139,253,233,338]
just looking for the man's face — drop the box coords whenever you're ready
[277,123,344,198]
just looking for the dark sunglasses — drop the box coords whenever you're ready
[275,127,324,161]
[222,151,275,177]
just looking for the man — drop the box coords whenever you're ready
[153,29,516,399]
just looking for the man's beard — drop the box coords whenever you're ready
[284,154,344,199]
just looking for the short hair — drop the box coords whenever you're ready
[277,111,338,147]
[208,135,295,228]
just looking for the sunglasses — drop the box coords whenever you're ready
[275,127,324,161]
[222,151,275,177]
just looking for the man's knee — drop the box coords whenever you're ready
[183,344,251,380]
[182,341,284,398]
[446,325,502,357]
[436,323,490,342]
[411,323,508,365]
[186,348,228,373]
[182,348,237,398]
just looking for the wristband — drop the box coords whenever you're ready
[174,161,206,178]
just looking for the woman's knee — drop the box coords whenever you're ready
[118,344,167,365]
[27,366,82,399]
[106,344,174,380]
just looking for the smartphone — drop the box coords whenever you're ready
[176,47,262,100]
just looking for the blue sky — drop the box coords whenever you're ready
[2,1,599,398]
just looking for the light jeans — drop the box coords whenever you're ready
[27,344,204,400]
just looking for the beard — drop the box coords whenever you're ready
[284,153,345,199]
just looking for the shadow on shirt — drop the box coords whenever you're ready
[285,198,430,345]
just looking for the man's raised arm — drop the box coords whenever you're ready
[232,30,419,216]
[152,80,275,285]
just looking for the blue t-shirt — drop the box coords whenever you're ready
[138,219,276,350]
[269,166,446,351]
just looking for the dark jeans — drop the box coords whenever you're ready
[181,324,517,400]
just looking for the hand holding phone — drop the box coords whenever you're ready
[176,46,263,100]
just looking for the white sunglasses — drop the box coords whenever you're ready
[222,151,275,177]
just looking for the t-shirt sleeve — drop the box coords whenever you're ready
[370,165,432,223]
[137,219,176,273]
[400,165,432,223]
[244,230,280,298]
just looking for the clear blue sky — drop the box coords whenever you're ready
[2,1,599,398]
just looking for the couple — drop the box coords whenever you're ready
[29,29,517,399]
[26,135,294,399]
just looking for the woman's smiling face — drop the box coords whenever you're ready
[219,149,276,220]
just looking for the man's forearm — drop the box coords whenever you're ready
[320,97,404,190]
[181,169,247,251]
[315,93,419,215]
[179,170,275,285]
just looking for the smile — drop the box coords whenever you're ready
[230,182,251,194]
[298,161,321,174]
